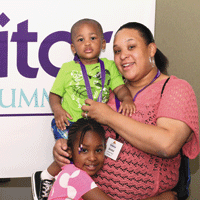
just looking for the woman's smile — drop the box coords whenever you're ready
[122,62,135,70]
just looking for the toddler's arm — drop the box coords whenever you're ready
[49,92,73,130]
[113,84,136,116]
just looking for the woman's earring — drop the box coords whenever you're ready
[149,57,155,67]
[149,57,151,63]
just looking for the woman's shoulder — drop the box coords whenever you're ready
[155,75,193,91]
[159,75,197,110]
[150,75,196,101]
[166,75,194,92]
[169,75,191,84]
[158,75,191,85]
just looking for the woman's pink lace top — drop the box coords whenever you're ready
[93,76,199,200]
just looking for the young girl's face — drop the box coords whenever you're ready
[71,22,106,65]
[72,130,105,176]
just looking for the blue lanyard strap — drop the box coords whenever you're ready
[74,54,106,102]
[115,70,161,111]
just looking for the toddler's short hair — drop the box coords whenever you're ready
[71,18,104,43]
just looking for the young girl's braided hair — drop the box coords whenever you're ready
[68,118,105,153]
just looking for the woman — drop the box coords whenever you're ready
[54,22,199,199]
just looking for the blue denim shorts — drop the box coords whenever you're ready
[51,118,74,140]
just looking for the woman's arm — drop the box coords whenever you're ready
[146,191,178,200]
[82,187,177,200]
[82,99,192,158]
[82,187,114,200]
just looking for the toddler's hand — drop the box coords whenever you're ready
[118,98,136,116]
[54,108,73,130]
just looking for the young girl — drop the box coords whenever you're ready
[48,118,113,200]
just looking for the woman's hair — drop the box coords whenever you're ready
[116,22,169,73]
[68,118,105,152]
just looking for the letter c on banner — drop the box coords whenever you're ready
[39,31,72,77]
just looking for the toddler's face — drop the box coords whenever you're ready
[71,22,106,65]
[72,130,105,176]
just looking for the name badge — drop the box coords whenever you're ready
[105,137,123,161]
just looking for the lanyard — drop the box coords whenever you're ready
[74,54,105,102]
[115,70,161,111]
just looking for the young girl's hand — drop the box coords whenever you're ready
[54,107,73,130]
[118,97,136,116]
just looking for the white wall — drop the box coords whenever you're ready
[0,0,156,178]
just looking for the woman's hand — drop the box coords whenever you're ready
[53,138,71,167]
[81,99,115,125]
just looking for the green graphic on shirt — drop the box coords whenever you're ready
[71,69,110,103]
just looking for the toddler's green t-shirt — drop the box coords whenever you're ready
[50,58,124,122]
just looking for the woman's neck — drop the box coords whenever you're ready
[126,67,160,93]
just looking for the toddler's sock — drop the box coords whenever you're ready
[40,169,54,180]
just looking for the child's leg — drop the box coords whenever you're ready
[51,118,73,140]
